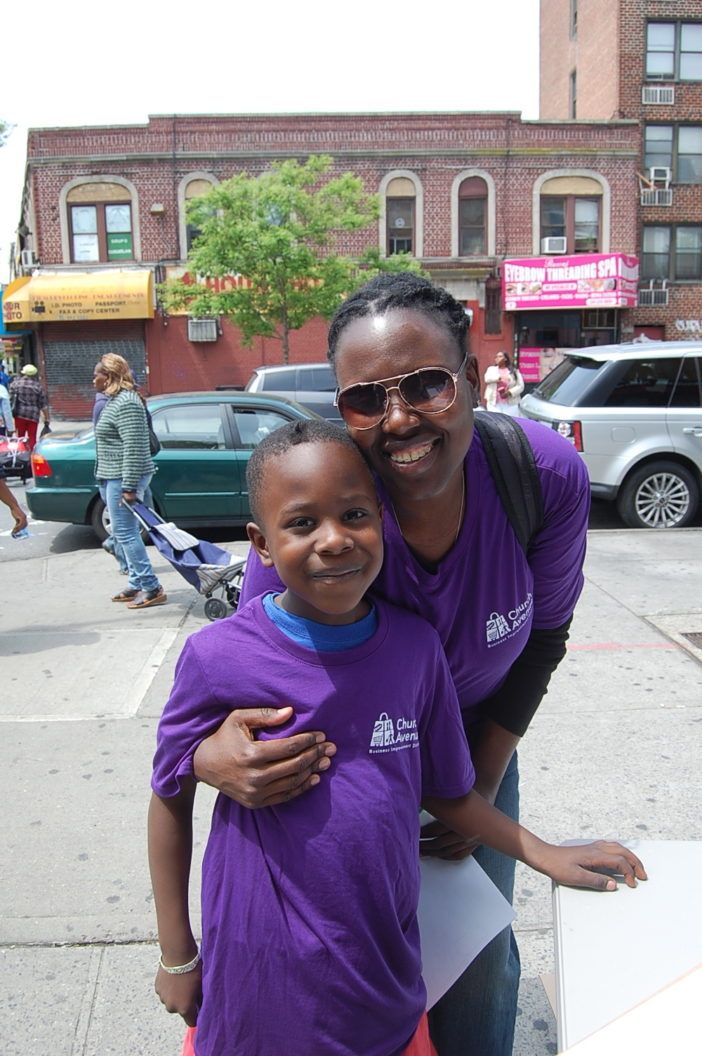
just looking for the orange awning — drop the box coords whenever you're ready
[2,270,154,324]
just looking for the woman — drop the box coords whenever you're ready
[94,354,166,609]
[191,275,589,1056]
[484,350,524,416]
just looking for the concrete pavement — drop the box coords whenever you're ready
[1,528,700,1055]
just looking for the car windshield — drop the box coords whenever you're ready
[532,356,604,405]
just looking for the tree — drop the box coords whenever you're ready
[0,120,13,148]
[162,155,423,363]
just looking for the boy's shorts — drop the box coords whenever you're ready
[403,1013,437,1056]
[180,1013,437,1056]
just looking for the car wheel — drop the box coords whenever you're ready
[90,497,110,542]
[617,461,699,529]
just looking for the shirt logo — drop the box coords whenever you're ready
[369,712,419,754]
[486,592,533,648]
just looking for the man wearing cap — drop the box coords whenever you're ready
[9,365,50,451]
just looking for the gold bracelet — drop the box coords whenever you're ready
[159,950,201,975]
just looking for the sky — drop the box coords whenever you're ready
[0,0,540,282]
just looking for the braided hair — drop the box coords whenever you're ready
[327,273,471,368]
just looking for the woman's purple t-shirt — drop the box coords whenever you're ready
[153,598,474,1056]
[241,418,590,727]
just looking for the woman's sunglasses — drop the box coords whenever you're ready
[334,352,469,430]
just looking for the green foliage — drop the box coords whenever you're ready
[0,120,14,148]
[161,156,424,359]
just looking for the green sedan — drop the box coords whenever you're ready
[27,391,320,541]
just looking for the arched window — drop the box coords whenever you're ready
[178,174,218,260]
[537,175,605,254]
[386,177,416,255]
[64,180,137,264]
[450,170,495,258]
[458,177,488,256]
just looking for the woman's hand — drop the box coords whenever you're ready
[193,707,337,808]
[155,962,202,1026]
[121,489,138,505]
[536,840,647,891]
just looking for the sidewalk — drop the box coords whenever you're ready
[1,530,700,1055]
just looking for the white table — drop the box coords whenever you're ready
[552,840,702,1051]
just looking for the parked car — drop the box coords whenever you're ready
[27,391,320,541]
[519,341,702,529]
[245,363,341,423]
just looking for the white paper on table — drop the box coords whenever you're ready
[418,814,516,1010]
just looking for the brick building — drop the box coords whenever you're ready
[540,0,702,340]
[3,111,640,415]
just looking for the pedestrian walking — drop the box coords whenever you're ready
[93,354,166,609]
[484,350,524,416]
[9,364,50,450]
[149,419,644,1056]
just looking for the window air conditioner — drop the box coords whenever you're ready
[20,249,38,269]
[638,281,669,307]
[640,187,673,207]
[188,318,219,343]
[642,85,675,105]
[541,237,568,255]
[649,167,671,186]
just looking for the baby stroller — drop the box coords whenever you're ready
[129,502,246,621]
[0,433,31,483]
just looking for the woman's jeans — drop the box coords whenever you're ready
[100,475,160,593]
[104,484,154,574]
[427,752,521,1056]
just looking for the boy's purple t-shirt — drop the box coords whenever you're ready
[153,597,474,1056]
[241,418,590,726]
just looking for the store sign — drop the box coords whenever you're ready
[2,271,154,323]
[107,233,134,260]
[518,347,567,384]
[503,253,639,311]
[163,266,254,315]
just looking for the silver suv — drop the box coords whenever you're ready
[520,342,702,528]
[245,363,340,423]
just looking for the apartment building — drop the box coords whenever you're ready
[3,111,639,414]
[540,0,702,340]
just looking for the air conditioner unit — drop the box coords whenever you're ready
[638,282,669,307]
[541,237,568,255]
[640,187,673,207]
[642,85,675,105]
[649,166,671,186]
[20,249,38,270]
[188,318,219,343]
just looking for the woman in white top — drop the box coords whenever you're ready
[484,351,524,417]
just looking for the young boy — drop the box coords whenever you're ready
[148,420,645,1056]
